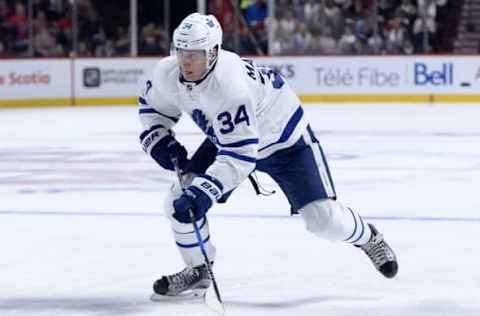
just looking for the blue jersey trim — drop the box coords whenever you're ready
[176,235,210,248]
[218,150,256,163]
[138,106,179,123]
[259,106,304,152]
[219,138,259,148]
[350,216,365,244]
[139,124,166,142]
[344,207,358,242]
[173,217,207,235]
[138,96,148,106]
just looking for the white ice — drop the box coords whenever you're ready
[1,104,479,316]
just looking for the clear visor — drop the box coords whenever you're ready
[176,48,207,65]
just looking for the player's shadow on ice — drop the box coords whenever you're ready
[225,295,377,309]
[0,297,149,315]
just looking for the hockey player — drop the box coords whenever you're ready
[138,13,398,298]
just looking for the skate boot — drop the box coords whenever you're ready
[152,264,211,297]
[359,224,398,278]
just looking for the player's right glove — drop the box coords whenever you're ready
[150,135,188,171]
[172,175,223,223]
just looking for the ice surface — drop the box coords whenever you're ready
[1,104,479,316]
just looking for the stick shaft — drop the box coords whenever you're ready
[171,159,223,304]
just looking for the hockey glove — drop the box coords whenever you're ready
[173,175,223,223]
[150,135,188,171]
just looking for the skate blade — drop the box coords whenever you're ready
[150,288,207,302]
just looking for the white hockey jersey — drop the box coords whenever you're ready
[139,49,308,193]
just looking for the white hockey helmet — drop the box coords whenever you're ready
[173,13,223,70]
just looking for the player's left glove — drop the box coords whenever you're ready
[173,175,223,223]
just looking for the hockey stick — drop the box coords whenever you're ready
[171,156,225,316]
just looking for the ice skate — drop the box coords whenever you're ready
[359,224,398,278]
[151,264,211,301]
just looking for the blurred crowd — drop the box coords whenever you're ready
[269,0,450,55]
[0,0,169,58]
[0,0,455,58]
[226,0,452,55]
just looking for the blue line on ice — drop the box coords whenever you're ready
[1,210,480,222]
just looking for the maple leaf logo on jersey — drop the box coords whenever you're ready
[191,109,217,144]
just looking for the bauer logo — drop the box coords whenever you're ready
[83,68,101,87]
[414,62,453,86]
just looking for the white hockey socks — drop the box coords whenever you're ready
[299,199,372,246]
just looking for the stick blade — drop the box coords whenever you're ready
[205,286,226,315]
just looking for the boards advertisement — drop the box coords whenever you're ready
[1,56,480,107]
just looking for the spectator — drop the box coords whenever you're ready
[279,10,297,36]
[240,0,253,17]
[291,0,306,22]
[402,38,414,54]
[354,10,374,46]
[209,0,235,51]
[245,0,267,27]
[7,2,29,54]
[412,16,436,52]
[307,7,327,36]
[92,25,107,52]
[417,0,438,19]
[334,0,354,14]
[95,39,116,57]
[139,23,167,56]
[317,25,339,54]
[377,0,398,21]
[339,24,360,54]
[275,0,290,20]
[76,40,92,57]
[367,32,385,54]
[304,0,321,23]
[386,16,407,53]
[271,18,292,54]
[323,0,344,39]
[245,0,268,53]
[293,22,313,53]
[56,25,72,57]
[114,26,130,56]
[34,10,48,32]
[396,0,417,27]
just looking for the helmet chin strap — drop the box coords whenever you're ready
[206,48,218,70]
[180,59,218,84]
[196,68,210,82]
[198,59,217,82]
